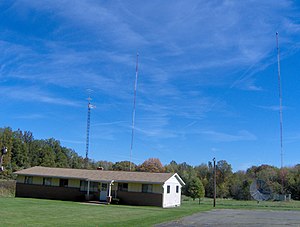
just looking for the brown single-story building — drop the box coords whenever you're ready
[14,166,185,208]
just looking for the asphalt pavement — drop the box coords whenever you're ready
[156,209,300,227]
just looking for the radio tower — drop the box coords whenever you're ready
[276,32,284,194]
[129,53,139,171]
[85,92,95,168]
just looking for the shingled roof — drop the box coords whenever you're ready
[15,166,185,185]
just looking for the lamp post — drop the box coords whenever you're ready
[0,147,8,172]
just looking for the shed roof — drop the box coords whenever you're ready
[15,166,184,185]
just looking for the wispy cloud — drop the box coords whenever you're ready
[14,113,45,120]
[0,85,80,107]
[256,105,288,111]
[200,130,257,142]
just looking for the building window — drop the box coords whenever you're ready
[80,180,88,191]
[59,179,68,187]
[101,183,108,191]
[118,183,128,192]
[24,176,33,184]
[167,185,170,193]
[90,182,99,192]
[142,184,153,193]
[176,185,179,193]
[80,181,98,192]
[43,177,52,186]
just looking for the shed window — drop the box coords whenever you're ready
[167,185,170,193]
[24,176,33,184]
[176,185,179,193]
[118,183,128,191]
[59,179,68,187]
[43,177,52,186]
[142,184,153,193]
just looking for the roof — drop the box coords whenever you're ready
[15,166,185,185]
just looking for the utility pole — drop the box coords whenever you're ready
[213,157,216,208]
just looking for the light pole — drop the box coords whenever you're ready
[0,147,8,171]
[213,157,216,208]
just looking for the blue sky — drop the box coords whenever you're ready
[1,0,300,171]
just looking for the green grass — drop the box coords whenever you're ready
[0,197,211,227]
[1,197,300,226]
[212,198,300,211]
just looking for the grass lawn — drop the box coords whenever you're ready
[1,197,300,226]
[0,197,211,227]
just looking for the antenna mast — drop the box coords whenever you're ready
[85,91,95,168]
[129,53,139,171]
[276,32,284,193]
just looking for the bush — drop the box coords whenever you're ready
[0,180,16,197]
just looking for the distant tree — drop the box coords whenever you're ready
[229,171,251,200]
[11,134,29,170]
[285,165,300,200]
[175,162,197,195]
[137,158,164,173]
[215,160,232,198]
[91,160,114,170]
[112,161,136,171]
[187,177,205,203]
[165,160,179,173]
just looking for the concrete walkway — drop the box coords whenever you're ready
[156,209,300,227]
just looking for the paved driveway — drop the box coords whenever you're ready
[156,209,300,227]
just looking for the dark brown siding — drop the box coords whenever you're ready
[117,191,162,207]
[15,183,86,201]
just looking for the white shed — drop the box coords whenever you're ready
[162,173,185,208]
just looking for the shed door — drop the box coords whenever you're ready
[100,183,108,201]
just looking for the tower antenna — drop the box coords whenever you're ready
[276,32,284,193]
[129,53,139,171]
[85,90,95,169]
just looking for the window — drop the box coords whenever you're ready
[176,185,179,193]
[142,184,153,193]
[43,177,52,186]
[59,179,68,187]
[101,183,108,191]
[90,182,99,192]
[80,180,88,191]
[24,176,33,184]
[167,185,170,193]
[118,183,128,192]
[80,181,98,192]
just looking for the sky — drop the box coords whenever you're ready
[1,0,300,171]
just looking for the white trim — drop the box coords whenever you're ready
[87,180,90,196]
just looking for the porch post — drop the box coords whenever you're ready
[87,180,90,197]
[108,180,114,197]
[107,180,114,204]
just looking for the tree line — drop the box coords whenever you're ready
[1,127,299,200]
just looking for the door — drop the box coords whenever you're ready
[100,183,108,201]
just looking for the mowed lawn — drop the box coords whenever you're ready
[0,197,211,227]
[1,197,300,227]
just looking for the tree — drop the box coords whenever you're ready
[187,177,205,203]
[165,160,179,173]
[91,160,113,170]
[229,171,251,200]
[137,158,164,173]
[112,161,136,171]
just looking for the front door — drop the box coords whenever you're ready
[100,183,108,201]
